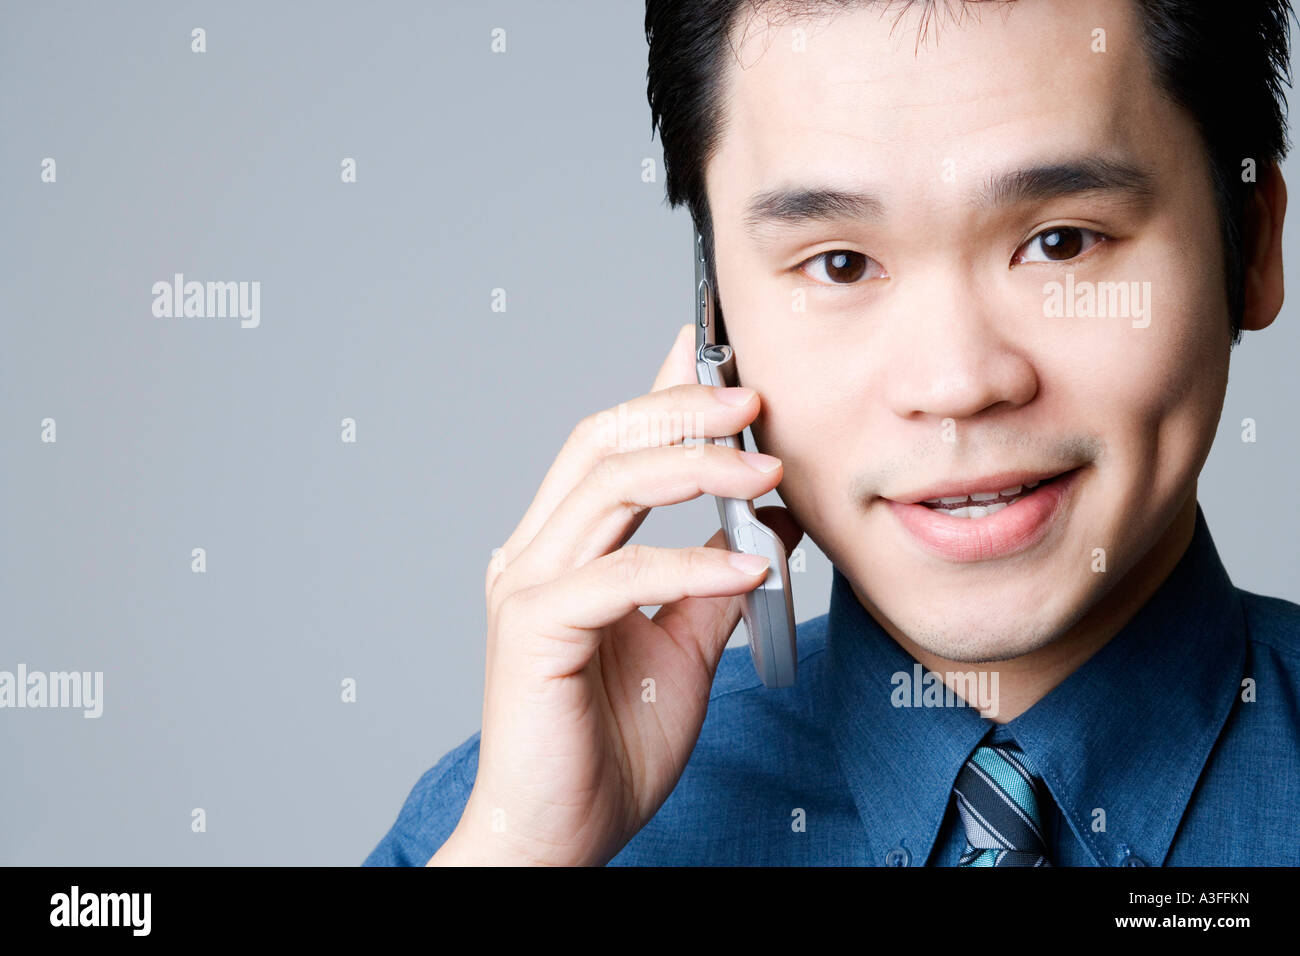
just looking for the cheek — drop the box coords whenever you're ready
[752,387,872,532]
[725,298,853,464]
[1039,253,1230,507]
[733,340,863,527]
[1065,259,1225,413]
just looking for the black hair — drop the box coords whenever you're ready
[646,0,1294,345]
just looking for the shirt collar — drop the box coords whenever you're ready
[826,502,1244,866]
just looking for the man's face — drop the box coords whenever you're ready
[705,0,1231,662]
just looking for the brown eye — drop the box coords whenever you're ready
[1014,226,1105,264]
[1040,228,1081,259]
[800,250,882,284]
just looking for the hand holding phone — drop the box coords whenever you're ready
[432,321,798,866]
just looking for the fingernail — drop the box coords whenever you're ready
[739,450,781,473]
[728,552,770,574]
[715,387,755,406]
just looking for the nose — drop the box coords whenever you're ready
[880,274,1039,423]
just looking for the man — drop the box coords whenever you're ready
[366,0,1300,866]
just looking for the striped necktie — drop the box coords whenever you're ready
[954,740,1054,867]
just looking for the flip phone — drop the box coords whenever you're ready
[693,226,798,687]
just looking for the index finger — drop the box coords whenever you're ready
[487,323,711,596]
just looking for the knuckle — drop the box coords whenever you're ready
[568,412,600,450]
[486,575,507,620]
[485,564,506,608]
[615,543,654,582]
[573,407,619,455]
[494,585,532,628]
[665,382,697,406]
[486,563,521,620]
[683,545,713,579]
[588,450,623,490]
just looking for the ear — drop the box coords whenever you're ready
[1240,161,1287,332]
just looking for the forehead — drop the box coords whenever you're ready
[708,0,1159,218]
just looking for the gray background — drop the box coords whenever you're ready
[1,2,1295,866]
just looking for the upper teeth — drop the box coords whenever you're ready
[923,480,1039,510]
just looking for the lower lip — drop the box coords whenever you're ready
[885,468,1081,562]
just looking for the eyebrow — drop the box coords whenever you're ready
[979,157,1156,209]
[741,156,1156,242]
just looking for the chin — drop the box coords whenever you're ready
[901,617,1061,664]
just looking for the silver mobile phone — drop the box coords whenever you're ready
[693,226,798,687]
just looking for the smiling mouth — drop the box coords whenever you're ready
[919,473,1068,519]
[883,466,1083,561]
[886,466,1079,517]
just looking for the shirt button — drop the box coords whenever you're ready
[884,845,911,867]
[1117,844,1147,867]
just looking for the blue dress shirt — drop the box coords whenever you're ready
[364,503,1300,866]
